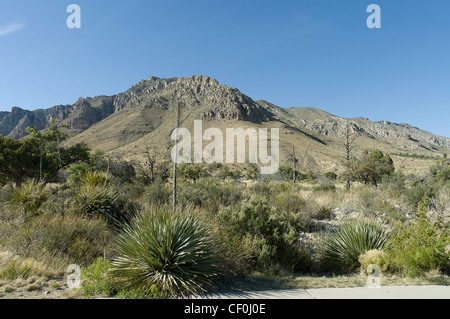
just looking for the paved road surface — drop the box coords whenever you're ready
[198,286,450,299]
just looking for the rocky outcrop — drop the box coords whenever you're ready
[67,97,115,130]
[171,75,274,123]
[0,98,114,139]
[283,110,450,150]
[0,107,46,138]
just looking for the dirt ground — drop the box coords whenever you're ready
[0,277,77,299]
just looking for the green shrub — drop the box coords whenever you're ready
[177,163,203,182]
[380,173,406,198]
[276,166,306,182]
[221,166,240,179]
[111,206,219,298]
[430,156,450,182]
[144,178,171,205]
[81,257,117,297]
[81,257,164,299]
[213,233,260,277]
[37,214,114,267]
[313,181,336,192]
[2,213,114,268]
[217,198,311,273]
[250,181,277,198]
[388,197,450,277]
[273,192,306,215]
[38,186,78,216]
[324,172,338,181]
[404,184,436,210]
[354,187,378,211]
[322,218,392,271]
[0,184,15,222]
[0,183,14,203]
[178,179,245,212]
[67,163,92,186]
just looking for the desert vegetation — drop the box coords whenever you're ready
[0,128,449,299]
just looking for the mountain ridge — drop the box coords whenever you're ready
[1,75,448,175]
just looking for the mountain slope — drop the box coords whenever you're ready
[1,75,448,175]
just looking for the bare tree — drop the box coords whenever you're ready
[142,144,171,184]
[290,143,311,183]
[145,147,156,184]
[343,123,358,191]
[172,102,181,211]
[292,145,299,183]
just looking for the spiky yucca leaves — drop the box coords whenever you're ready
[77,184,118,217]
[8,179,48,221]
[322,218,392,271]
[111,206,219,297]
[82,171,111,188]
[76,171,122,225]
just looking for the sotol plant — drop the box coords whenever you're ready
[110,206,219,297]
[322,218,392,271]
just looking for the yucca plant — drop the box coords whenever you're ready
[111,206,219,297]
[77,171,137,227]
[8,179,48,221]
[76,171,120,223]
[77,184,119,219]
[81,171,111,188]
[322,218,392,271]
[314,204,334,220]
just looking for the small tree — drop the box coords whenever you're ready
[178,163,202,183]
[430,155,450,182]
[26,120,69,181]
[349,149,394,187]
[0,136,40,184]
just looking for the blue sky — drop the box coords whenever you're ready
[1,1,450,137]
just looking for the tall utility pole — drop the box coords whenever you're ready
[172,102,181,211]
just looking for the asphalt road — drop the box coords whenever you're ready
[198,286,450,299]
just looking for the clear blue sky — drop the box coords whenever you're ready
[1,1,450,137]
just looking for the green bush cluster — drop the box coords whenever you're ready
[2,131,450,299]
[217,198,311,274]
[388,197,450,277]
[178,178,246,212]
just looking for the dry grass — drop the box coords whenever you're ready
[0,251,61,281]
